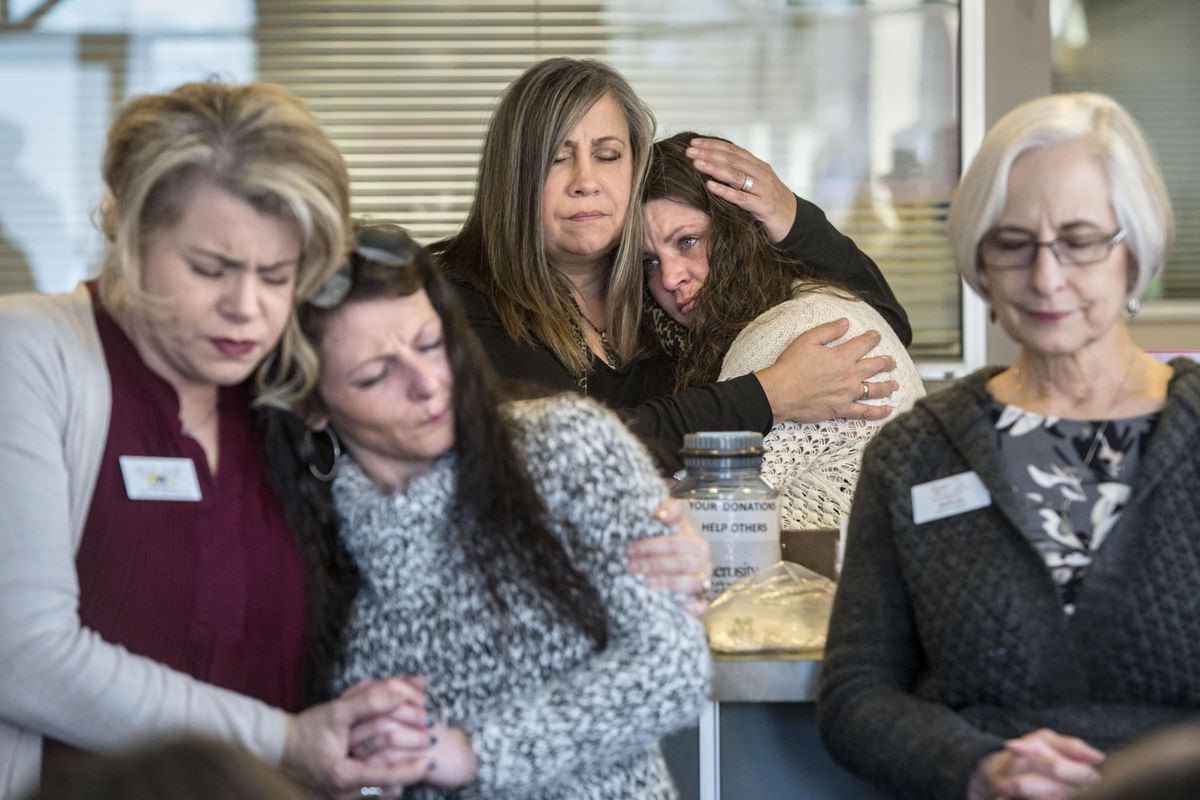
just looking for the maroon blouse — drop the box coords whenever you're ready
[73,282,307,715]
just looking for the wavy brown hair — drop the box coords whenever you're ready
[644,132,844,390]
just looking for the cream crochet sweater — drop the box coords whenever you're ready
[718,286,924,530]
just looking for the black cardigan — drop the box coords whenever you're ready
[818,359,1200,800]
[445,196,911,469]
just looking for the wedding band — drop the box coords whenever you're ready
[359,787,384,798]
[740,174,755,192]
[860,382,870,400]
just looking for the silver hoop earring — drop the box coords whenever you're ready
[1126,296,1141,319]
[305,427,342,482]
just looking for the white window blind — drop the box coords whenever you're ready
[1051,0,1200,300]
[0,0,962,360]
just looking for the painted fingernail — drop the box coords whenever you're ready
[429,734,437,745]
[424,698,434,711]
[425,716,435,728]
[428,759,438,771]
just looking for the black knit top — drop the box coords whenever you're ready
[818,359,1200,800]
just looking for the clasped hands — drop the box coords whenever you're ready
[283,675,472,800]
[285,500,711,798]
[968,728,1105,800]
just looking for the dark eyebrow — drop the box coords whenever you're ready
[560,135,627,148]
[663,223,701,242]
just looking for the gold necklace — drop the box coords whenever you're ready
[576,305,607,337]
[572,299,616,370]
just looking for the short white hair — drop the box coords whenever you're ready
[947,92,1173,301]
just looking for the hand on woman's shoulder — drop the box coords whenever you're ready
[720,289,923,415]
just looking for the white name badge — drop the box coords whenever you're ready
[119,456,202,502]
[911,471,991,525]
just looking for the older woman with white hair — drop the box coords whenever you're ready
[817,92,1200,800]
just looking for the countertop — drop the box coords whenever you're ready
[710,649,823,703]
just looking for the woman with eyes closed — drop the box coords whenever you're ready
[818,93,1200,800]
[641,132,924,530]
[432,57,913,477]
[0,82,438,800]
[262,223,710,800]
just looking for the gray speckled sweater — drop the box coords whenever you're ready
[332,395,710,799]
[818,360,1200,800]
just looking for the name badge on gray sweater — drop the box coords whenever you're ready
[911,471,990,524]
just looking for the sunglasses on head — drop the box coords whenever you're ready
[308,223,420,309]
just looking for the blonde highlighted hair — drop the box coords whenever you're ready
[97,80,351,407]
[948,92,1173,302]
[434,58,655,376]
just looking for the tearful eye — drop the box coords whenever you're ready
[642,256,660,272]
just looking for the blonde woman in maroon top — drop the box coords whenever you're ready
[0,81,436,799]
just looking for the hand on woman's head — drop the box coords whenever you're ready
[685,137,798,243]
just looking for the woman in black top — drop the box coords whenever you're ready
[432,57,910,468]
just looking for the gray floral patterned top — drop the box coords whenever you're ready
[993,402,1158,613]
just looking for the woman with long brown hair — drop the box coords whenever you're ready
[0,81,433,799]
[642,131,923,529]
[264,223,709,799]
[433,57,911,472]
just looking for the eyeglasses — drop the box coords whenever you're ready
[979,227,1127,270]
[308,223,419,309]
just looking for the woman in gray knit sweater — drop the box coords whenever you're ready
[262,223,710,799]
[819,93,1198,800]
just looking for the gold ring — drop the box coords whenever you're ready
[860,382,870,400]
[740,174,755,192]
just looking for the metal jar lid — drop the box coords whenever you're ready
[680,431,764,458]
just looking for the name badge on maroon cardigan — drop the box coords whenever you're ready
[911,471,990,524]
[119,456,202,502]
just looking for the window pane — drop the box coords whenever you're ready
[0,0,961,360]
[1051,0,1200,300]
